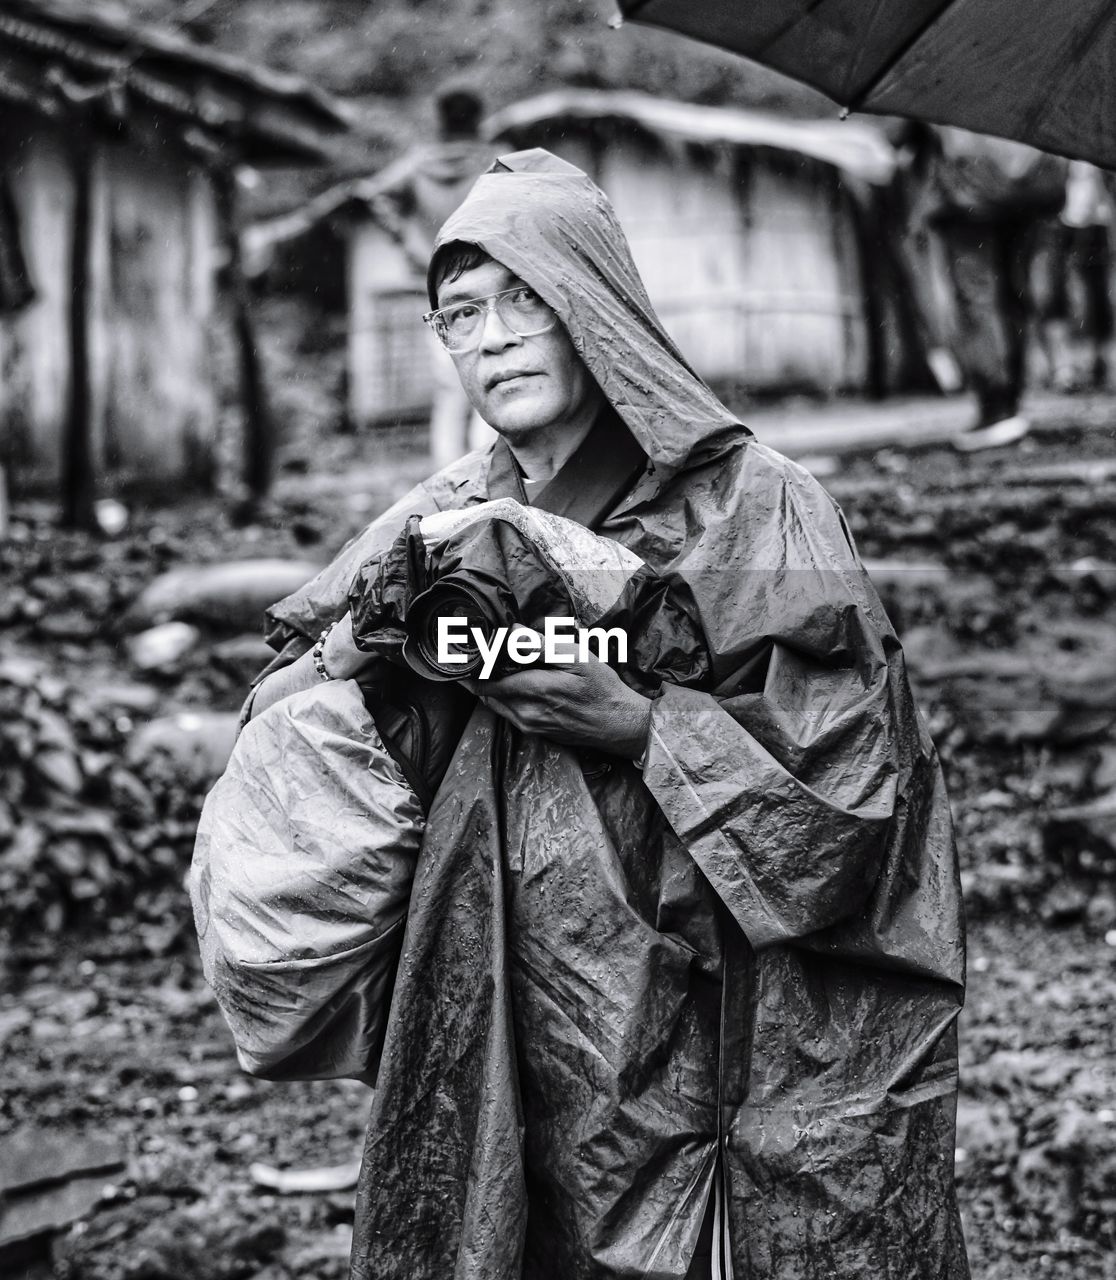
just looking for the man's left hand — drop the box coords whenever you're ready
[465,656,652,760]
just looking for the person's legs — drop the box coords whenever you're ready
[1079,224,1115,386]
[1032,220,1074,389]
[998,218,1039,413]
[938,220,1019,425]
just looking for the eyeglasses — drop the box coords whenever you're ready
[423,286,558,353]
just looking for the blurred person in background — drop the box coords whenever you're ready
[1040,159,1115,391]
[369,84,498,467]
[901,124,1068,451]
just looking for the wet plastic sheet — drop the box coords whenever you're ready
[190,680,423,1083]
[349,499,710,691]
[256,150,969,1280]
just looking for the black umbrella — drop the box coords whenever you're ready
[616,0,1116,166]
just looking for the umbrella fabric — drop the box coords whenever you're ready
[617,0,1116,168]
[260,150,969,1280]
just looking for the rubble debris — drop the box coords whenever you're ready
[249,1160,362,1195]
[0,665,223,934]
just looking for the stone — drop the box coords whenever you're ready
[128,560,321,633]
[125,712,240,789]
[212,634,275,684]
[1085,891,1116,933]
[1039,885,1090,926]
[0,1128,124,1196]
[0,1129,126,1262]
[127,623,201,674]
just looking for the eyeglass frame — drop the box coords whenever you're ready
[422,285,559,353]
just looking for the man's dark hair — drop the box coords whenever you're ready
[436,87,484,140]
[429,241,491,299]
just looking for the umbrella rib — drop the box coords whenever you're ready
[844,0,965,111]
[843,0,896,97]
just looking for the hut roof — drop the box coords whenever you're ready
[243,89,898,270]
[0,0,350,164]
[487,88,896,185]
[241,149,428,271]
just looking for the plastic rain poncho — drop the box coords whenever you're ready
[250,150,970,1280]
[192,503,708,1085]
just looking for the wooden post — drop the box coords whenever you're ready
[0,462,9,541]
[61,127,96,529]
[213,167,273,506]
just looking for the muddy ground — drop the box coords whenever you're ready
[2,398,1115,1278]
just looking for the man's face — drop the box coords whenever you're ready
[436,258,601,443]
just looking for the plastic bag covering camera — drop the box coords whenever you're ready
[348,498,711,690]
[245,149,969,1280]
[190,680,423,1083]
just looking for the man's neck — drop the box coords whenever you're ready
[505,399,601,486]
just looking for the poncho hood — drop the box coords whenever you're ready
[429,148,745,469]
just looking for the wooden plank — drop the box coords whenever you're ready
[98,142,210,484]
[214,166,272,500]
[0,123,73,481]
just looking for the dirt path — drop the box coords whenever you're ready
[2,917,1112,1278]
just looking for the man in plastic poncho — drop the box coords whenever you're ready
[248,151,970,1280]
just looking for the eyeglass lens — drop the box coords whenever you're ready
[435,287,555,350]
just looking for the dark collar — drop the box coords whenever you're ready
[485,407,646,532]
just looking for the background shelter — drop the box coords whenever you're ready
[488,91,922,405]
[249,89,945,431]
[244,162,469,431]
[0,0,347,510]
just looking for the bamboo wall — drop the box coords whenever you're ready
[594,135,869,394]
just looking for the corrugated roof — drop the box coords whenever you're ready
[486,88,896,185]
[0,0,351,163]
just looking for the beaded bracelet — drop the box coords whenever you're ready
[311,623,335,682]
